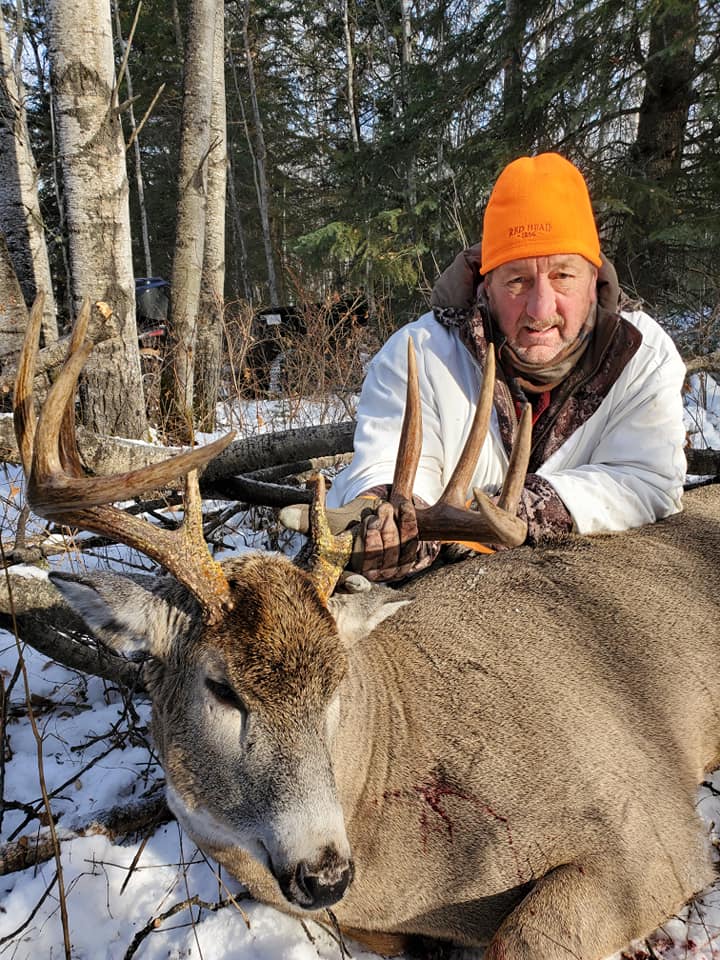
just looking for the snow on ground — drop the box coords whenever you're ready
[685,374,720,452]
[1,383,720,960]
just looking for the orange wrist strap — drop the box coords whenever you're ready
[441,540,495,554]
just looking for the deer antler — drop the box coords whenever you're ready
[394,339,531,547]
[14,296,236,623]
[300,474,354,603]
[281,339,532,548]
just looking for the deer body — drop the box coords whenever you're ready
[14,304,720,958]
[52,483,720,958]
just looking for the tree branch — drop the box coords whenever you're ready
[0,791,171,876]
[0,412,355,479]
[684,350,720,376]
[0,572,146,689]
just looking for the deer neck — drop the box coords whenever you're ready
[333,633,412,824]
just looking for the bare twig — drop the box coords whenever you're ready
[119,832,151,895]
[325,908,353,958]
[112,0,142,108]
[194,847,252,929]
[685,350,720,376]
[0,541,72,958]
[125,82,166,152]
[122,893,243,960]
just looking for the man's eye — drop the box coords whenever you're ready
[205,677,246,713]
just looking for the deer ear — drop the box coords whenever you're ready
[49,571,191,659]
[327,577,411,648]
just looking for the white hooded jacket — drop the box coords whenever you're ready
[327,309,686,536]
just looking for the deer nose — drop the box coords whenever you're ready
[295,857,355,908]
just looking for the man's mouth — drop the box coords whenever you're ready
[524,322,559,334]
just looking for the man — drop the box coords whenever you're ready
[320,153,687,581]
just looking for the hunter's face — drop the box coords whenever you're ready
[485,254,598,364]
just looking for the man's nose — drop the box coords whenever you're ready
[525,276,556,322]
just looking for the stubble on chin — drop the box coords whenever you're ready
[507,318,569,363]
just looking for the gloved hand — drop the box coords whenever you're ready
[352,498,428,582]
[280,494,438,583]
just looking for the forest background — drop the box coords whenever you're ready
[1,3,720,956]
[1,0,719,450]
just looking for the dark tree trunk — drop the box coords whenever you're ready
[613,0,699,304]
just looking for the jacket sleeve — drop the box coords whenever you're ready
[539,333,687,535]
[517,475,574,543]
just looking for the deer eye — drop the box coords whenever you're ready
[205,677,246,714]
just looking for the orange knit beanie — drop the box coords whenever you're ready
[480,153,602,275]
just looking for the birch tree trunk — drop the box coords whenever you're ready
[0,232,28,378]
[241,0,280,304]
[161,0,217,440]
[342,0,360,152]
[194,0,227,431]
[0,17,58,344]
[112,1,153,278]
[46,0,147,438]
[228,45,255,302]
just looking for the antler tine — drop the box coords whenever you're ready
[13,303,236,623]
[496,402,532,514]
[300,474,353,604]
[29,326,235,512]
[391,338,422,503]
[403,344,529,549]
[438,345,496,509]
[58,298,92,478]
[13,292,46,475]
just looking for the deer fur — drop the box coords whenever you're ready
[50,482,720,959]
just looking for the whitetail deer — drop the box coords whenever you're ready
[13,296,720,959]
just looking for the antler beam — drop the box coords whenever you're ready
[14,297,236,623]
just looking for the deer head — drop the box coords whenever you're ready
[13,299,530,913]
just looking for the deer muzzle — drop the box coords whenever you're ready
[277,846,355,910]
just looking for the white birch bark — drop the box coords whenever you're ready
[399,0,417,209]
[194,0,227,430]
[342,0,360,152]
[46,0,147,437]
[112,1,152,278]
[162,0,216,439]
[0,17,58,343]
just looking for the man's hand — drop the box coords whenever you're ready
[352,497,437,582]
[280,492,439,583]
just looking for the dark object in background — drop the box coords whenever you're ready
[244,298,370,397]
[136,277,169,352]
[135,277,168,420]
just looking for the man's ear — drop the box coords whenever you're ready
[327,576,411,648]
[49,571,193,659]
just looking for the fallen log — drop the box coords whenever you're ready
[0,791,171,876]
